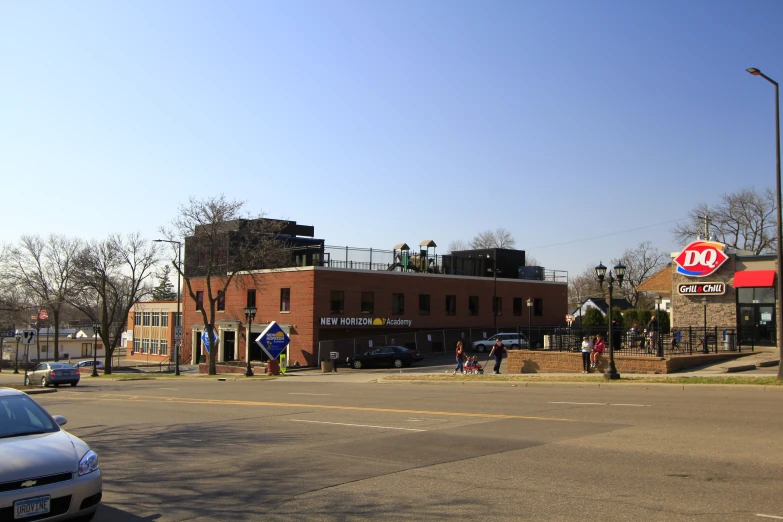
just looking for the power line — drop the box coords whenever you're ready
[530,217,689,250]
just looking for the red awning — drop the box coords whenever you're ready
[733,270,776,288]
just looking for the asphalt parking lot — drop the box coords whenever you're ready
[18,375,783,521]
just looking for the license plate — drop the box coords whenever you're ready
[14,495,50,519]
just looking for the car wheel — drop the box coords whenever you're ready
[477,345,485,353]
[70,382,78,387]
[510,344,518,350]
[41,377,48,387]
[393,359,403,368]
[352,360,362,369]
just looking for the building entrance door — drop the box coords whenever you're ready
[224,331,235,361]
[738,304,776,345]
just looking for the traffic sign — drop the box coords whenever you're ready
[255,321,290,360]
[21,330,36,345]
[565,314,574,324]
[201,330,218,353]
[174,326,183,341]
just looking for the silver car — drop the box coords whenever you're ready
[0,388,102,521]
[25,363,80,387]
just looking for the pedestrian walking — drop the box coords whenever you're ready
[580,336,592,373]
[590,334,605,368]
[488,338,505,374]
[452,341,466,376]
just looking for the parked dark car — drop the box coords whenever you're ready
[346,346,423,369]
[25,362,81,387]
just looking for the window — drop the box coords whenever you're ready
[152,312,160,327]
[738,287,775,304]
[142,338,149,354]
[280,288,291,312]
[142,312,151,326]
[198,248,207,268]
[247,289,256,308]
[361,292,374,314]
[151,339,159,355]
[468,296,479,316]
[160,339,168,355]
[446,295,456,315]
[217,247,227,266]
[196,291,204,310]
[419,294,430,315]
[134,311,141,327]
[493,297,502,316]
[161,313,169,327]
[217,291,225,311]
[534,298,543,317]
[392,293,404,315]
[513,298,522,316]
[133,338,140,352]
[330,290,344,314]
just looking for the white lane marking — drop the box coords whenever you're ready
[549,402,650,407]
[288,393,332,396]
[291,419,426,432]
[757,515,783,520]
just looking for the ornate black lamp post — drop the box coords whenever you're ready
[654,295,663,357]
[595,261,626,380]
[91,322,101,377]
[244,306,257,377]
[746,67,782,379]
[14,333,21,374]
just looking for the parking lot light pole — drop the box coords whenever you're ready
[14,333,21,374]
[244,306,257,377]
[746,67,783,380]
[487,252,500,334]
[655,295,663,357]
[526,298,533,349]
[92,323,101,377]
[154,239,182,376]
[595,262,626,380]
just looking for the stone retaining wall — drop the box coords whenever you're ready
[506,350,746,374]
[198,362,263,374]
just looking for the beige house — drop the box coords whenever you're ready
[2,328,106,364]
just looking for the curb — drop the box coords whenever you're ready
[24,388,58,395]
[758,360,780,368]
[725,364,757,373]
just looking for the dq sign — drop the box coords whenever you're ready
[674,241,728,277]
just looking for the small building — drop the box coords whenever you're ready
[124,300,181,364]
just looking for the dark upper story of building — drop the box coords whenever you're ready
[183,218,566,283]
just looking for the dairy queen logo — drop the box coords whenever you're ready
[674,241,729,277]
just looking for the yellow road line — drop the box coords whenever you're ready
[58,393,575,422]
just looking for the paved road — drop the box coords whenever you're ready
[20,376,783,521]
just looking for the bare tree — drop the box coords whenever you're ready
[2,235,81,362]
[672,187,776,254]
[163,195,292,375]
[613,242,669,308]
[447,240,470,253]
[69,233,158,374]
[469,228,517,249]
[568,265,603,315]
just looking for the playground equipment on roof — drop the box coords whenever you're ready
[388,241,439,273]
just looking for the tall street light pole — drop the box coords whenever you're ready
[244,306,257,377]
[595,261,626,380]
[746,67,783,380]
[14,333,21,374]
[655,295,663,357]
[92,322,101,377]
[155,239,182,376]
[526,298,533,349]
[487,252,500,334]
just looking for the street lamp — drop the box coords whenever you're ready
[654,295,663,357]
[595,261,626,380]
[154,239,182,376]
[244,306,257,377]
[746,67,783,380]
[14,333,21,374]
[91,322,101,377]
[526,298,533,349]
[487,252,501,334]
[701,296,708,354]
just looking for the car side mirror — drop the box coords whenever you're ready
[52,415,67,426]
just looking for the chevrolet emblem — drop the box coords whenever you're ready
[20,480,37,488]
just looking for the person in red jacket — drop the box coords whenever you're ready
[591,334,605,368]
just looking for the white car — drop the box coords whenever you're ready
[472,333,528,352]
[0,387,102,521]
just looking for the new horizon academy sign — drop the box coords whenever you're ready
[320,317,413,327]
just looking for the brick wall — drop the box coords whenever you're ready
[506,350,745,374]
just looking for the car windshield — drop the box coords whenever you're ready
[0,394,59,439]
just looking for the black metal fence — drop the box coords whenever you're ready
[317,324,747,364]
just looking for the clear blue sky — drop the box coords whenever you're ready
[1,0,781,278]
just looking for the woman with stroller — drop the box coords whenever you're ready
[452,341,466,376]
